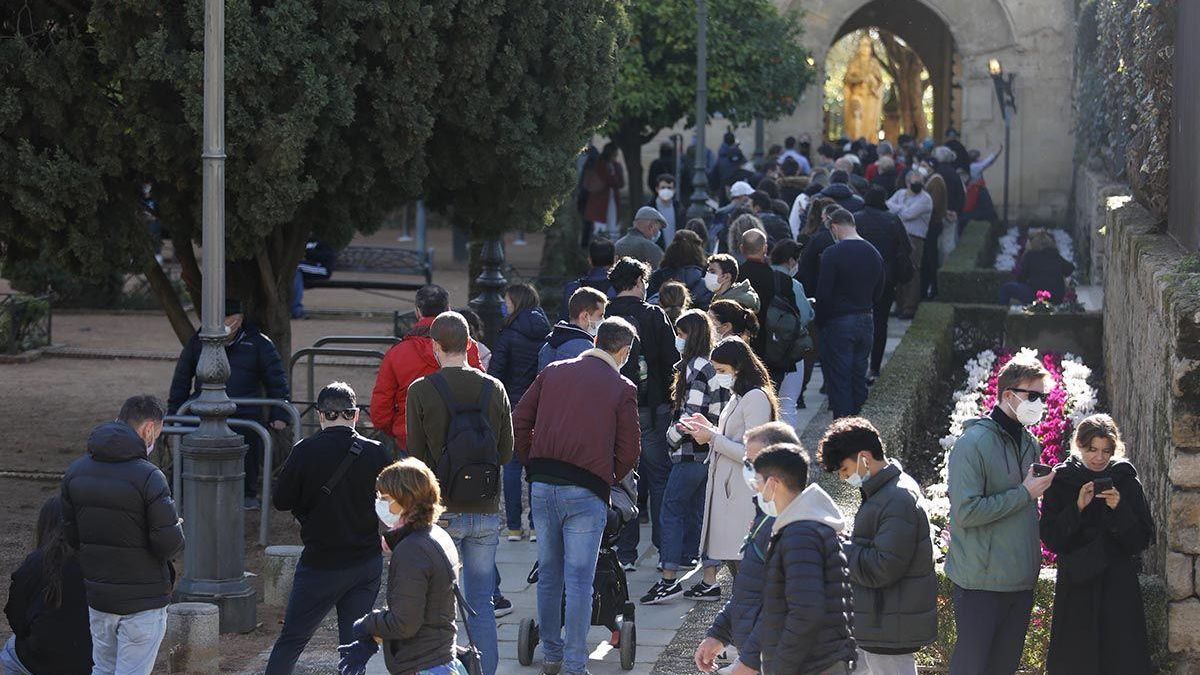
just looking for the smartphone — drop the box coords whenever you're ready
[1093,476,1114,497]
[1031,463,1052,477]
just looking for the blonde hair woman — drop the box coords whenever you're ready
[1039,414,1155,674]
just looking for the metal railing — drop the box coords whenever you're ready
[288,346,388,430]
[177,398,302,449]
[163,416,273,547]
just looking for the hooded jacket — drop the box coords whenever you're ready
[945,416,1041,592]
[61,423,184,615]
[537,321,594,372]
[754,484,856,675]
[370,317,482,448]
[167,322,289,422]
[713,280,761,313]
[845,461,937,654]
[648,265,712,310]
[488,307,551,406]
[4,550,91,674]
[819,183,865,214]
[707,508,774,670]
[1040,456,1155,674]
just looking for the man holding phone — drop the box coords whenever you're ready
[945,355,1057,675]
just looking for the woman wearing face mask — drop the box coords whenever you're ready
[677,337,779,602]
[647,230,712,309]
[487,283,552,542]
[1039,415,1155,675]
[707,299,759,344]
[344,458,468,675]
[641,311,729,604]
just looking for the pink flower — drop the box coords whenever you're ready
[1035,290,1052,302]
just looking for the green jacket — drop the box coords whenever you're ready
[715,280,761,313]
[945,417,1041,592]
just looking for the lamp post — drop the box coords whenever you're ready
[175,0,256,633]
[988,58,1016,227]
[687,0,714,223]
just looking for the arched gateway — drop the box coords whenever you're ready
[767,0,1074,222]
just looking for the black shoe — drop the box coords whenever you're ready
[682,557,700,570]
[640,579,683,604]
[683,581,721,601]
[493,596,513,618]
[867,371,879,386]
[796,393,807,410]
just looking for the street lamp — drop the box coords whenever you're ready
[175,0,256,633]
[988,58,1016,227]
[687,0,715,223]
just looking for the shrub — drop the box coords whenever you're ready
[936,221,1009,304]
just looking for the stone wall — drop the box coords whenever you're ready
[1072,163,1123,284]
[1095,176,1200,666]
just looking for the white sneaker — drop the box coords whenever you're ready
[505,529,523,542]
[529,530,537,542]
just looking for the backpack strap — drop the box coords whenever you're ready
[428,372,464,414]
[476,379,494,412]
[430,541,478,646]
[320,437,364,496]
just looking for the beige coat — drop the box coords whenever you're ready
[699,388,775,561]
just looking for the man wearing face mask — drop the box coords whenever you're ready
[513,317,641,675]
[887,169,933,320]
[647,173,686,248]
[614,206,667,269]
[704,253,760,313]
[819,417,936,675]
[62,396,183,675]
[945,355,1056,675]
[538,286,608,372]
[267,382,391,674]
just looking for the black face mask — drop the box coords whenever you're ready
[910,182,925,194]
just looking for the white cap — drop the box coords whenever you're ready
[729,181,754,197]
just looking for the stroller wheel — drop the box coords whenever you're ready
[619,620,636,670]
[518,618,538,667]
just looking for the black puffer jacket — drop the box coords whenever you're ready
[753,484,855,675]
[488,308,551,407]
[362,524,460,674]
[845,461,937,654]
[167,323,290,422]
[62,423,184,615]
[708,508,774,670]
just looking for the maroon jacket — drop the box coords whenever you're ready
[514,349,641,503]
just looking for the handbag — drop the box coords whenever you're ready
[433,545,484,675]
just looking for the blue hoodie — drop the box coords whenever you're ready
[488,308,551,406]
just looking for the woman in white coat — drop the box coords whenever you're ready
[679,336,780,601]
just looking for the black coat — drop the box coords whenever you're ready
[167,323,290,422]
[708,509,774,669]
[820,183,865,214]
[273,426,391,569]
[798,229,835,296]
[62,422,184,615]
[4,551,92,674]
[1040,457,1155,675]
[757,212,793,249]
[487,308,551,407]
[845,462,937,654]
[1018,249,1075,303]
[605,296,678,409]
[936,163,965,213]
[855,206,913,288]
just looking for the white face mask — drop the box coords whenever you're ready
[843,454,870,489]
[586,317,600,337]
[703,272,721,292]
[1011,396,1046,427]
[715,373,735,390]
[675,336,687,354]
[758,480,779,518]
[375,498,401,529]
[658,188,675,202]
[742,461,759,493]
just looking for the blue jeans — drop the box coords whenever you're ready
[999,281,1036,305]
[0,636,34,675]
[88,606,168,675]
[442,512,501,675]
[821,313,874,419]
[265,554,383,674]
[658,460,707,570]
[618,404,671,563]
[531,483,608,675]
[503,459,533,531]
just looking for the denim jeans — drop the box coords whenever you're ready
[265,554,383,674]
[658,460,707,570]
[0,636,33,675]
[442,512,501,675]
[502,459,533,531]
[88,606,168,675]
[531,483,608,675]
[618,404,671,563]
[821,313,874,419]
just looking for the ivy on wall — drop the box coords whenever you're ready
[1075,0,1176,222]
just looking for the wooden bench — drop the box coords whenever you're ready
[307,245,433,291]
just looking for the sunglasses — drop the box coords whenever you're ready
[319,408,358,421]
[1007,388,1046,403]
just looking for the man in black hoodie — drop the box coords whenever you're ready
[818,170,865,214]
[267,382,391,674]
[61,395,183,675]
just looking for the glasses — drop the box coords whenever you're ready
[1008,388,1046,403]
[319,408,358,421]
[743,459,761,489]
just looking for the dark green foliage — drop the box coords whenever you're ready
[937,221,1010,304]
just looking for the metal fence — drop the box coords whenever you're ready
[0,293,51,354]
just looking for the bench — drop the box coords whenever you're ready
[307,245,433,291]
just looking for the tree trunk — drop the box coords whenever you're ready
[612,124,648,214]
[144,259,195,346]
[173,239,203,317]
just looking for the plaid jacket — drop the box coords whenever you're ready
[668,357,730,462]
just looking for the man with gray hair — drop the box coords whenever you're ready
[614,206,667,268]
[267,382,391,673]
[514,317,642,675]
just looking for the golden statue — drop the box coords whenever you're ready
[843,35,884,142]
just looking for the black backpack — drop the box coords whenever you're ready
[762,271,813,369]
[427,373,501,505]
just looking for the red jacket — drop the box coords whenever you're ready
[583,159,624,223]
[370,317,481,448]
[513,349,640,503]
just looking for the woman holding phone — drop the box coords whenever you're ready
[1039,414,1155,674]
[678,337,779,602]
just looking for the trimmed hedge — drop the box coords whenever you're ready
[936,220,1010,304]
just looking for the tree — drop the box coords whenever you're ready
[605,0,814,208]
[873,32,927,139]
[0,1,441,360]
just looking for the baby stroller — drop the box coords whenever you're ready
[517,473,639,670]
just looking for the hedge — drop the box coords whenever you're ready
[936,221,1010,304]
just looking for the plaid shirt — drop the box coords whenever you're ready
[668,357,730,462]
